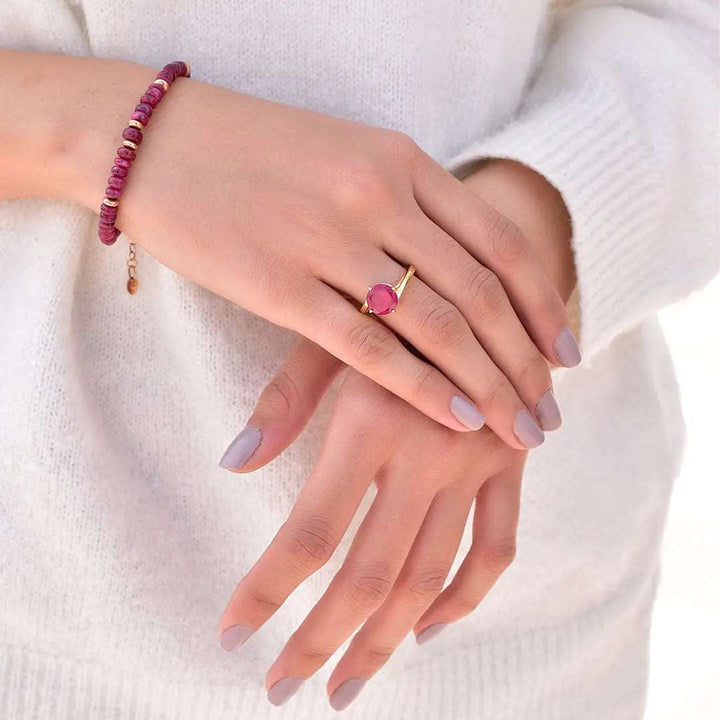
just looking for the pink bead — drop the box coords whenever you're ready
[365,284,399,315]
[107,175,126,189]
[116,146,136,161]
[105,186,122,199]
[98,227,118,246]
[170,61,188,77]
[135,102,153,117]
[157,69,175,83]
[111,165,128,178]
[113,157,131,169]
[100,205,118,217]
[122,127,143,144]
[145,85,163,102]
[140,93,159,108]
[131,110,150,126]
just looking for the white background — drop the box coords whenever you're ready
[645,276,720,719]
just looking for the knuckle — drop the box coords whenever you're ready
[465,266,507,321]
[283,517,337,570]
[344,562,396,609]
[246,587,282,614]
[488,214,527,266]
[481,538,517,571]
[383,130,420,159]
[331,162,394,212]
[362,644,395,668]
[404,564,448,601]
[259,369,301,415]
[418,298,467,350]
[517,356,551,393]
[481,372,511,410]
[346,323,396,367]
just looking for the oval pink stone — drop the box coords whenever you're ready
[366,283,398,315]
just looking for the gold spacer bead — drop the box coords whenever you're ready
[184,61,191,77]
[128,119,143,130]
[153,78,169,92]
[122,140,138,151]
[102,198,119,207]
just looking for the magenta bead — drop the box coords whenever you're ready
[135,102,153,117]
[116,146,136,161]
[111,165,128,178]
[107,175,126,189]
[145,85,163,101]
[157,69,175,83]
[122,127,143,144]
[98,228,118,246]
[113,158,131,171]
[140,93,159,109]
[105,186,122,199]
[100,204,118,216]
[170,61,187,76]
[131,110,150,126]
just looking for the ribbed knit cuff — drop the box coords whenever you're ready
[444,78,666,364]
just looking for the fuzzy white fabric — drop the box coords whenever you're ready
[0,1,718,719]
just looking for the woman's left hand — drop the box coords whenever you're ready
[218,339,527,711]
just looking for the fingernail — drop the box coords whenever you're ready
[219,623,254,652]
[535,389,562,431]
[514,409,545,448]
[450,395,485,430]
[553,326,581,368]
[267,677,304,706]
[415,622,449,645]
[329,678,368,712]
[218,426,262,470]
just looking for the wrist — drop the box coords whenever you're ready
[0,51,157,209]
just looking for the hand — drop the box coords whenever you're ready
[218,341,527,711]
[57,57,579,447]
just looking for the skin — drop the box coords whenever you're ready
[219,159,578,709]
[1,50,579,449]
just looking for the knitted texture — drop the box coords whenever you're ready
[0,2,717,719]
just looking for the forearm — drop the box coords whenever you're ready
[0,50,156,207]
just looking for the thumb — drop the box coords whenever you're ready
[218,338,344,473]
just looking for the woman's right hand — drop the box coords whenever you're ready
[63,58,576,447]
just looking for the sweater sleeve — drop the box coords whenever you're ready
[444,1,719,363]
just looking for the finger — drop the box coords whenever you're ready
[319,258,544,450]
[218,395,382,651]
[384,211,561,431]
[219,337,344,473]
[265,476,434,705]
[297,280,487,433]
[413,157,580,367]
[413,467,523,641]
[326,483,474,711]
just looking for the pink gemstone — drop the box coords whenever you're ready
[131,110,150,126]
[107,175,126,189]
[116,146,135,161]
[140,93,159,108]
[135,102,153,117]
[145,85,164,101]
[366,283,398,315]
[105,186,122,199]
[122,126,143,144]
[111,165,128,178]
[114,156,131,168]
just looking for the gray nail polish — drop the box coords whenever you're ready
[553,326,581,368]
[267,677,304,706]
[219,624,254,652]
[450,396,485,430]
[535,389,562,432]
[514,409,545,448]
[415,622,449,645]
[218,426,262,470]
[329,678,368,712]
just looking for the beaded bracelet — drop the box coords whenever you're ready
[98,60,191,294]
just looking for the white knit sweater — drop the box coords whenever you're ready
[0,2,718,719]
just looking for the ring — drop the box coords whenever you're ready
[360,265,416,315]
